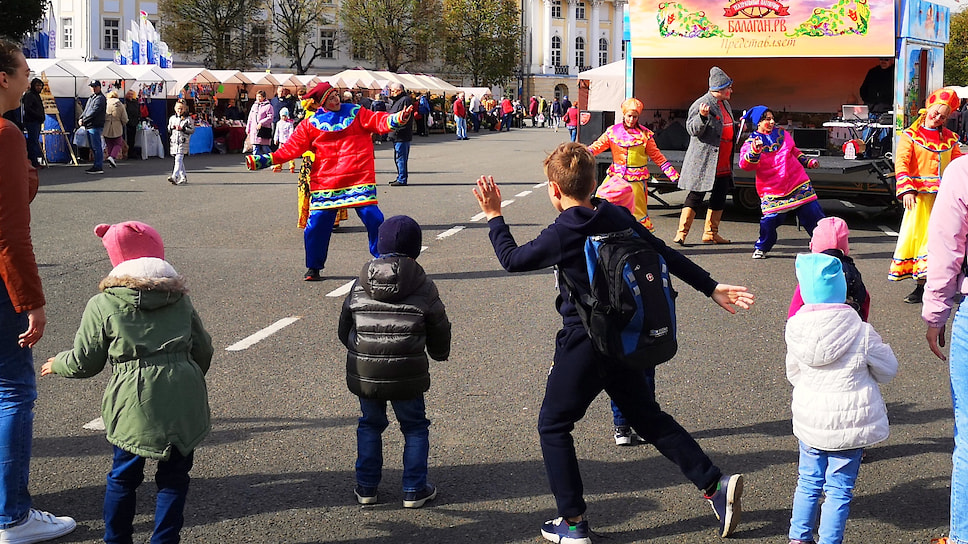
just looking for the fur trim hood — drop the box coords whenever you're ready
[98,257,188,309]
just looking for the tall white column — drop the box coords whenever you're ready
[566,0,576,74]
[590,0,602,66]
[542,0,554,74]
[613,0,625,63]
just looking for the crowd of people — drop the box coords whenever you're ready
[3,34,968,544]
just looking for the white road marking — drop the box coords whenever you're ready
[420,245,429,252]
[83,417,105,431]
[471,211,488,222]
[327,280,356,298]
[437,226,466,239]
[879,225,899,237]
[533,181,548,188]
[515,190,532,197]
[226,317,302,351]
[501,199,515,207]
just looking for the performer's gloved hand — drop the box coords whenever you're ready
[660,161,680,183]
[245,154,274,171]
[806,158,820,169]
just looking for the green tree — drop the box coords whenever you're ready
[159,0,263,69]
[443,0,521,86]
[339,0,442,72]
[271,0,334,74]
[945,9,968,87]
[0,0,45,41]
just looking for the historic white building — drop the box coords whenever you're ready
[519,0,626,100]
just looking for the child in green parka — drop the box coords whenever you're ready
[41,221,213,544]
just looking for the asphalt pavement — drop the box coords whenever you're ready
[27,125,952,543]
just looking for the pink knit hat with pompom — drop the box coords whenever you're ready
[94,221,165,266]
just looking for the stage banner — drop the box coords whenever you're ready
[629,0,894,57]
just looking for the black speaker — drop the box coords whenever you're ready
[578,111,615,146]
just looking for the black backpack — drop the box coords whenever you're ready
[559,228,678,368]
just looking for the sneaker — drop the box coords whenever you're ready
[403,484,436,508]
[0,509,77,544]
[540,517,591,544]
[175,177,187,185]
[304,268,322,282]
[85,167,104,175]
[789,540,815,544]
[167,175,176,184]
[389,181,408,186]
[106,156,116,168]
[751,249,766,259]
[354,485,377,505]
[614,425,646,446]
[705,473,743,537]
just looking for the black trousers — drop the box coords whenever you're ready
[683,173,733,212]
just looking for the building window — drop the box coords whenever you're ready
[62,18,73,49]
[598,37,608,66]
[251,24,267,56]
[103,19,120,50]
[352,41,367,60]
[551,36,561,66]
[319,29,335,58]
[576,1,586,19]
[551,0,562,18]
[575,36,585,68]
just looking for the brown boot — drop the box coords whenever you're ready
[673,207,696,245]
[701,209,731,244]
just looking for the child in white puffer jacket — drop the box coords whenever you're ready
[785,252,898,544]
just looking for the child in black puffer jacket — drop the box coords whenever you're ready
[337,215,451,509]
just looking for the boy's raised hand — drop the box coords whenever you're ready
[40,358,55,376]
[473,175,503,220]
[711,284,755,314]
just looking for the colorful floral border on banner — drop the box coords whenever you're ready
[629,0,894,58]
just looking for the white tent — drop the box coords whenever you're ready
[166,68,219,97]
[208,70,254,85]
[241,72,282,86]
[65,60,133,96]
[579,61,625,116]
[332,69,393,90]
[292,74,321,88]
[458,87,493,99]
[422,75,460,94]
[26,58,85,97]
[120,64,176,97]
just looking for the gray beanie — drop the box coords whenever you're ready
[709,66,732,91]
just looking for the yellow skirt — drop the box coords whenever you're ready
[888,192,935,281]
[628,179,655,233]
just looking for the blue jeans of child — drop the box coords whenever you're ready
[949,305,968,544]
[0,283,36,528]
[356,396,430,493]
[304,205,383,270]
[755,200,825,252]
[610,367,655,427]
[541,326,720,518]
[86,127,104,170]
[788,441,863,544]
[104,446,194,544]
[393,141,410,185]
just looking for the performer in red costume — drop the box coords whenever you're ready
[247,82,413,281]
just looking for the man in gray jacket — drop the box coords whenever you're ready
[676,67,736,245]
[79,80,107,174]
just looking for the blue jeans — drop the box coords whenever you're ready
[755,200,825,252]
[304,205,384,269]
[455,117,466,139]
[393,141,410,185]
[104,446,194,544]
[789,441,863,544]
[949,305,968,543]
[568,126,577,142]
[0,282,36,528]
[610,367,656,427]
[356,396,430,493]
[24,122,41,166]
[253,144,271,156]
[86,127,104,169]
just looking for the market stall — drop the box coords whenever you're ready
[25,58,85,163]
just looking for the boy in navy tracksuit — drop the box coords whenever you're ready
[473,142,756,543]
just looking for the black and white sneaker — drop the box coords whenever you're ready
[106,156,116,168]
[86,167,104,174]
